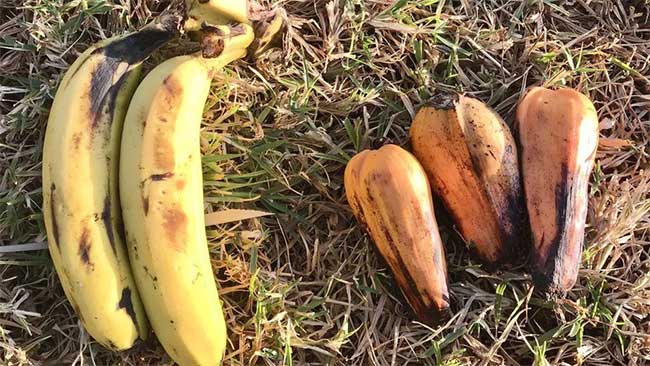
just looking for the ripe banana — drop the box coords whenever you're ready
[42,17,178,349]
[516,87,599,295]
[345,145,450,324]
[119,24,254,366]
[185,0,249,31]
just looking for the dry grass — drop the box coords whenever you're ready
[2,0,650,365]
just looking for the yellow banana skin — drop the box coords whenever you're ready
[120,24,254,366]
[185,0,249,31]
[42,19,177,350]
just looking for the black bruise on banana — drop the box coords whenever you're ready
[88,60,121,127]
[142,194,149,216]
[49,183,61,248]
[143,265,159,290]
[78,227,93,269]
[102,17,179,65]
[101,195,118,255]
[118,287,139,329]
[141,172,174,216]
[88,20,179,128]
[150,172,174,181]
[201,36,224,58]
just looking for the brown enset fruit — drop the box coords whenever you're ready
[516,87,599,295]
[344,144,450,324]
[410,94,527,265]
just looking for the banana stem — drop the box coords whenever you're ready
[198,23,254,72]
[201,49,248,75]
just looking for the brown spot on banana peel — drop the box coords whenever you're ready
[202,37,225,58]
[72,132,82,150]
[377,210,447,322]
[88,66,136,131]
[175,179,186,190]
[163,208,188,251]
[532,161,592,296]
[162,75,183,97]
[532,162,570,294]
[153,133,175,171]
[457,97,527,262]
[118,287,139,330]
[150,78,181,170]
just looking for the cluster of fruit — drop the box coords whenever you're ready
[41,1,281,365]
[41,0,600,362]
[345,89,599,324]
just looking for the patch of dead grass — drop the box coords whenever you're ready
[1,0,650,365]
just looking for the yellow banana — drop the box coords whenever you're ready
[185,0,249,31]
[42,17,178,349]
[119,24,254,366]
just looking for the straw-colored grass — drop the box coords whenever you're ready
[2,0,650,365]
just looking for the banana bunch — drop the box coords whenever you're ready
[43,1,264,364]
[120,24,254,366]
[42,16,178,350]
